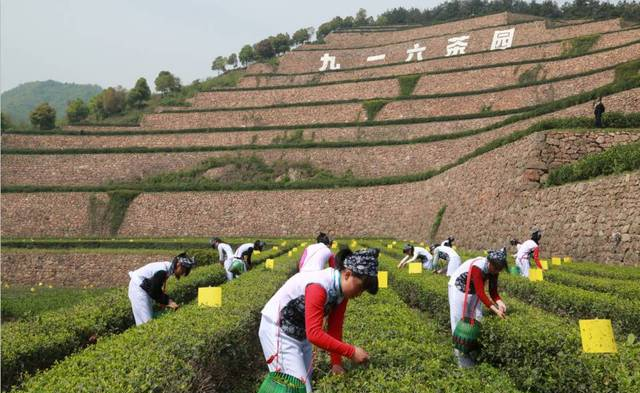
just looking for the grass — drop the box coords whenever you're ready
[546,141,640,186]
[398,74,421,96]
[561,34,602,57]
[429,205,447,242]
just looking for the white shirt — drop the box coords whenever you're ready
[432,245,462,276]
[234,243,254,259]
[217,243,234,262]
[516,240,538,265]
[299,243,334,272]
[400,247,432,265]
[128,261,172,286]
[448,257,488,287]
[261,268,341,323]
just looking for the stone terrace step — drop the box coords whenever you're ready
[269,19,622,74]
[3,88,637,187]
[138,69,616,130]
[2,116,511,150]
[170,41,638,110]
[238,27,638,87]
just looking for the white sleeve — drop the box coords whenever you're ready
[217,245,225,262]
[408,250,419,263]
[400,255,410,264]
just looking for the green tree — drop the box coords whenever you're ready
[1,112,14,130]
[89,94,106,120]
[254,39,275,59]
[127,77,151,108]
[270,33,291,55]
[238,44,255,66]
[292,28,311,46]
[211,56,227,73]
[29,102,56,130]
[154,71,181,95]
[101,87,127,116]
[227,53,238,69]
[66,98,89,123]
[355,8,373,26]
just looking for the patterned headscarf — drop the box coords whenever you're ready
[343,248,380,294]
[487,248,507,269]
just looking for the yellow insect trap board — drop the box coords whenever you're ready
[408,263,423,274]
[540,260,549,270]
[265,259,275,270]
[579,319,617,353]
[564,256,573,263]
[552,257,562,266]
[378,271,388,288]
[198,287,222,307]
[529,269,544,282]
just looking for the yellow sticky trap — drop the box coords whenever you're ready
[378,271,388,288]
[419,242,425,246]
[408,263,423,274]
[272,246,279,251]
[540,260,549,270]
[288,251,293,257]
[254,250,261,256]
[265,259,275,270]
[331,242,338,249]
[387,244,393,249]
[564,256,573,263]
[301,242,308,247]
[579,319,617,353]
[292,247,298,252]
[392,241,397,245]
[552,257,562,266]
[281,241,287,246]
[529,269,544,282]
[198,287,222,307]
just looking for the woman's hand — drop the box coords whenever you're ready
[496,300,507,313]
[490,305,505,319]
[350,346,369,364]
[167,300,179,310]
[331,364,346,375]
[397,261,405,269]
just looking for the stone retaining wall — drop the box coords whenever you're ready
[139,70,615,130]
[0,252,169,287]
[1,116,509,150]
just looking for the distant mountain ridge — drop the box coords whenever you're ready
[1,80,102,123]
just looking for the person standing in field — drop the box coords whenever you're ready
[259,248,379,392]
[210,237,235,281]
[127,252,196,326]
[594,97,605,128]
[515,229,542,278]
[299,232,335,272]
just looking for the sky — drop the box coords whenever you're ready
[1,0,444,92]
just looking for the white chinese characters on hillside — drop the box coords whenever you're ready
[319,53,341,71]
[445,36,470,57]
[405,43,427,62]
[490,28,516,50]
[316,28,517,71]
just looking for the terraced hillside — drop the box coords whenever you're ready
[2,12,639,265]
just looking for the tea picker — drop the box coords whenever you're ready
[127,252,196,326]
[398,244,434,270]
[430,243,462,276]
[441,236,455,247]
[449,249,508,368]
[258,248,379,392]
[210,237,235,281]
[229,240,266,278]
[515,229,543,278]
[298,232,336,272]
